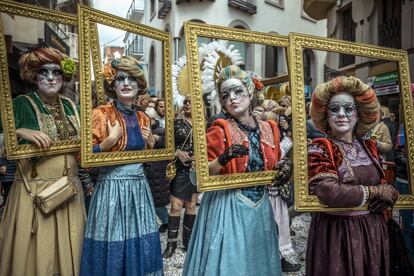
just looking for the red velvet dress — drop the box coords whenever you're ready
[306,138,389,276]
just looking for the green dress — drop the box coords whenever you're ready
[0,91,80,142]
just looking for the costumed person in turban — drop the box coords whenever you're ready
[183,65,285,276]
[0,43,85,276]
[80,56,163,275]
[306,75,399,276]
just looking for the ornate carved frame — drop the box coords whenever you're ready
[184,21,292,192]
[289,32,414,211]
[0,1,80,159]
[78,5,174,167]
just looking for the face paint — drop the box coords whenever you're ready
[114,70,139,101]
[328,93,358,137]
[220,86,250,104]
[114,72,138,89]
[36,63,63,98]
[328,103,357,119]
[220,78,251,119]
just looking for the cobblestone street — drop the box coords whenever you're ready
[160,209,312,276]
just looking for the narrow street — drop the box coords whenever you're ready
[160,208,312,276]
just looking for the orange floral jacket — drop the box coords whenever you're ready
[92,102,150,152]
[207,118,281,175]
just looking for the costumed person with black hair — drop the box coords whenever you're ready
[183,65,285,275]
[80,56,163,275]
[306,75,400,276]
[0,43,85,276]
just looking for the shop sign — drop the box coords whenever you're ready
[366,72,399,96]
[304,84,312,99]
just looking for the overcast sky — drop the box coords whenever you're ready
[92,0,144,47]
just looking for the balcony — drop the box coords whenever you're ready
[126,0,144,21]
[228,0,257,15]
[176,0,215,4]
[303,0,335,20]
[378,17,401,49]
[158,0,172,19]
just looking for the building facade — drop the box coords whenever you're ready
[125,0,327,99]
[1,0,91,102]
[304,0,414,119]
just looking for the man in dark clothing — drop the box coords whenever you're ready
[144,119,170,232]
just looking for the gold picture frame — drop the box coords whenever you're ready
[184,21,292,192]
[0,0,80,159]
[289,32,414,211]
[78,5,174,167]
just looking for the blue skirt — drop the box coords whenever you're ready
[80,164,163,276]
[183,188,282,276]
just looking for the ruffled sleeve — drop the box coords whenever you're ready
[207,124,226,162]
[92,107,109,152]
[308,140,364,207]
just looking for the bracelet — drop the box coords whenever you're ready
[358,185,369,207]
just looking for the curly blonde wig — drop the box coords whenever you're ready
[19,46,69,83]
[103,56,148,99]
[310,76,380,137]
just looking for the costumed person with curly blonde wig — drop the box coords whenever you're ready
[306,75,399,276]
[80,56,163,275]
[183,65,284,276]
[0,43,85,276]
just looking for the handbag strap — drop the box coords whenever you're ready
[173,128,192,163]
[17,159,39,233]
[180,128,192,151]
[17,160,34,199]
[18,154,69,197]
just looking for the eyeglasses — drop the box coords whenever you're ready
[328,103,357,118]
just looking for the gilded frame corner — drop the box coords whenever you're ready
[0,0,80,159]
[78,5,174,167]
[289,32,414,211]
[184,21,293,192]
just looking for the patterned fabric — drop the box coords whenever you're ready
[183,118,282,276]
[92,102,149,152]
[241,128,264,203]
[183,189,281,276]
[80,164,163,276]
[308,137,383,208]
[217,65,255,95]
[170,118,196,200]
[207,118,280,174]
[0,91,80,142]
[306,137,389,276]
[174,118,193,170]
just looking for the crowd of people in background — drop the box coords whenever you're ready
[0,43,413,276]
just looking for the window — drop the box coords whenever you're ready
[149,46,155,89]
[303,50,311,85]
[232,25,252,69]
[150,0,155,20]
[339,7,356,67]
[134,36,143,53]
[264,46,278,78]
[378,0,401,48]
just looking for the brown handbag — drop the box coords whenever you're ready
[18,154,78,216]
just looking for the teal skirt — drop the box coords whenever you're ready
[183,188,282,276]
[80,164,163,276]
